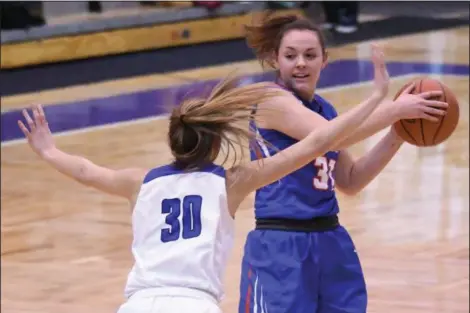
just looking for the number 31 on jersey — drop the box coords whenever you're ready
[313,156,336,190]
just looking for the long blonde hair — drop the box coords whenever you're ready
[168,74,281,170]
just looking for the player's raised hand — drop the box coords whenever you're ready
[371,44,390,99]
[17,105,55,157]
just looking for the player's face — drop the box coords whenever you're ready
[276,29,327,99]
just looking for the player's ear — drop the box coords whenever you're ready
[270,51,279,69]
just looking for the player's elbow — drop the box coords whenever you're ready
[335,174,363,196]
[337,185,362,196]
[77,159,101,186]
[72,160,90,183]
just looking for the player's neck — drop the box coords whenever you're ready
[276,78,315,103]
[296,89,315,103]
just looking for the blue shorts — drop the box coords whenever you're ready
[238,225,367,313]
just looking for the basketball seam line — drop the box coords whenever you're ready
[399,118,417,144]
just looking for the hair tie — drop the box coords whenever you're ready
[179,114,186,124]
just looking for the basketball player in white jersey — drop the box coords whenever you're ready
[18,45,389,313]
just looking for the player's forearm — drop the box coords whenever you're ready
[334,100,399,150]
[345,130,404,194]
[41,147,94,184]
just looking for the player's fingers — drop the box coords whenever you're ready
[424,106,446,116]
[421,113,440,123]
[17,120,31,138]
[424,100,448,109]
[401,83,415,95]
[372,48,386,67]
[371,43,384,56]
[418,90,443,99]
[32,105,40,123]
[36,104,48,126]
[22,109,35,131]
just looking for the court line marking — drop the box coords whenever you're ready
[0,60,264,113]
[0,72,460,148]
[1,60,468,113]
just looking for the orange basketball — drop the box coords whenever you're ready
[392,78,460,146]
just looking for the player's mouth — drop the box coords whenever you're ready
[292,73,310,80]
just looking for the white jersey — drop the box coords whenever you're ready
[124,163,235,303]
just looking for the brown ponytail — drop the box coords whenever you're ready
[168,74,281,170]
[245,12,327,68]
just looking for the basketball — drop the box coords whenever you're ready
[392,78,460,146]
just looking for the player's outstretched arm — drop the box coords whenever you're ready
[256,44,448,151]
[17,105,146,201]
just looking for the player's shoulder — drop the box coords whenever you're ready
[256,85,303,114]
[143,163,225,184]
[142,164,177,184]
[259,83,300,101]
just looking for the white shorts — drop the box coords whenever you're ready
[117,287,222,313]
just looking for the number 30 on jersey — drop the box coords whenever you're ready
[313,156,336,190]
[160,195,202,243]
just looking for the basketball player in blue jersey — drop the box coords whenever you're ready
[239,14,449,313]
[18,66,390,313]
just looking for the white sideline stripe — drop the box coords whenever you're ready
[0,73,432,148]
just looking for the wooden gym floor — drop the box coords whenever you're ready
[1,26,469,313]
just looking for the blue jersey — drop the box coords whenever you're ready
[251,92,340,220]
